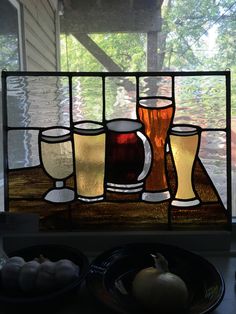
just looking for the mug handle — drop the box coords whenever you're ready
[137,131,152,181]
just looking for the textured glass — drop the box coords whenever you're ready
[8,130,40,169]
[7,76,70,128]
[40,141,73,180]
[199,131,227,208]
[139,76,172,98]
[138,99,174,192]
[74,132,105,198]
[170,131,199,200]
[72,77,103,123]
[174,76,226,129]
[105,76,136,120]
[106,120,150,192]
[2,73,228,231]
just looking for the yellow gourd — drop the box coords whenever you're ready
[132,253,188,314]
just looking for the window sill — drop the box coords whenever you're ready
[0,212,235,254]
[1,231,236,314]
[1,229,233,255]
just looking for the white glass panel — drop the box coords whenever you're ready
[105,76,136,120]
[72,77,103,123]
[139,76,172,98]
[199,131,227,209]
[8,130,40,169]
[7,76,70,128]
[174,76,226,129]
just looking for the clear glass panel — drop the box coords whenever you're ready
[174,76,226,129]
[8,130,40,169]
[139,76,172,98]
[105,76,136,120]
[72,77,103,123]
[7,76,70,128]
[199,131,227,208]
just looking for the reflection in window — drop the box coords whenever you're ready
[0,0,21,70]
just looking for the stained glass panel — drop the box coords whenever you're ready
[1,71,231,231]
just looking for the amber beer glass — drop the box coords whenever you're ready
[73,122,106,202]
[138,97,174,202]
[170,125,201,207]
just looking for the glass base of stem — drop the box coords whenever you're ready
[142,191,170,202]
[171,198,200,207]
[44,188,75,203]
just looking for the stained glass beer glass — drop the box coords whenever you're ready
[170,125,201,207]
[73,122,106,202]
[39,127,74,203]
[106,119,152,194]
[138,97,174,202]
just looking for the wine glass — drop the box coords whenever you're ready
[39,127,74,203]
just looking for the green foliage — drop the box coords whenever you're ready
[161,0,236,113]
[60,0,236,115]
[60,33,146,72]
[0,35,19,70]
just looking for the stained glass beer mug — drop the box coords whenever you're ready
[73,122,106,202]
[138,97,174,202]
[170,124,201,207]
[39,127,74,203]
[106,119,152,194]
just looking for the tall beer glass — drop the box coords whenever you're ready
[73,122,106,202]
[170,124,201,207]
[138,97,174,202]
[39,127,74,203]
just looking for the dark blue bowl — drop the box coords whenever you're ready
[86,243,225,314]
[0,244,89,306]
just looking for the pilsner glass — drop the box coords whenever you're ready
[39,127,74,203]
[73,122,106,202]
[170,124,201,207]
[138,97,174,202]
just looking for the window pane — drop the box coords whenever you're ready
[0,0,21,211]
[7,76,70,128]
[0,0,20,70]
[72,77,103,123]
[174,76,226,129]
